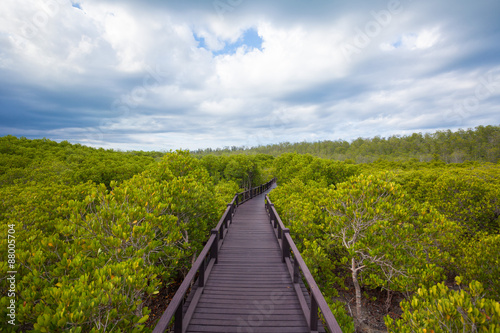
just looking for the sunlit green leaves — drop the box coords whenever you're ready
[385,279,500,332]
[396,165,500,235]
[323,173,459,301]
[458,233,500,300]
[272,152,359,187]
[0,149,237,332]
[199,153,273,190]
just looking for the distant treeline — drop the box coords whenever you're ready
[0,135,163,188]
[192,125,500,163]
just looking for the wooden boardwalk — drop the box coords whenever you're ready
[153,179,342,333]
[185,187,318,333]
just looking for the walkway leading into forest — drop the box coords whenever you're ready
[153,180,342,333]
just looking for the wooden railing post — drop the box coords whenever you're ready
[199,260,205,288]
[310,294,319,331]
[269,203,274,224]
[211,229,218,264]
[174,300,183,333]
[282,229,290,263]
[226,204,232,225]
[293,258,300,284]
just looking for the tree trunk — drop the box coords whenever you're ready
[352,258,364,324]
[385,289,393,312]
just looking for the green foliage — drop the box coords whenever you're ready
[261,136,498,330]
[385,278,500,332]
[26,260,153,333]
[272,153,359,186]
[2,134,500,332]
[223,155,259,190]
[271,169,465,328]
[199,154,226,182]
[0,136,157,188]
[269,179,345,296]
[393,163,500,302]
[328,301,355,333]
[323,173,459,301]
[199,154,273,190]
[270,180,355,331]
[396,165,500,235]
[269,178,326,247]
[458,233,500,300]
[0,148,237,332]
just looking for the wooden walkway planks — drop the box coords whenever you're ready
[153,179,342,333]
[185,188,319,333]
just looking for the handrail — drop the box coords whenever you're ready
[234,178,275,206]
[266,195,343,333]
[152,233,217,333]
[153,178,276,333]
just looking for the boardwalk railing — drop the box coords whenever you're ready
[153,178,276,333]
[266,195,343,333]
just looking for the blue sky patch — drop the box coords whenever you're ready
[392,39,402,48]
[195,28,263,56]
[194,34,207,48]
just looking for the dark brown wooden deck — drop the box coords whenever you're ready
[185,187,319,333]
[153,179,342,333]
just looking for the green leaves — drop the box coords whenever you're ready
[385,280,500,332]
[323,172,456,297]
[396,165,500,236]
[199,153,273,190]
[395,164,500,301]
[272,152,359,187]
[271,170,465,330]
[0,150,237,332]
[458,233,500,300]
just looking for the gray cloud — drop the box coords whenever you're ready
[0,0,499,150]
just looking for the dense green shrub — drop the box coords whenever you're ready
[396,165,500,235]
[2,135,500,332]
[458,233,500,301]
[0,150,237,332]
[272,152,359,186]
[385,278,500,332]
[199,153,273,190]
[322,173,459,323]
[0,136,157,188]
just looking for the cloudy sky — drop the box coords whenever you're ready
[1,0,499,151]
